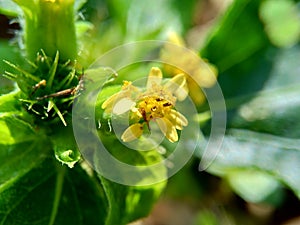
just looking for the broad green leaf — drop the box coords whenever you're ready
[125,0,182,40]
[203,46,300,201]
[0,114,43,187]
[107,0,182,40]
[202,0,271,99]
[226,169,282,204]
[0,156,107,225]
[100,176,166,225]
[0,113,107,224]
[205,129,300,199]
[231,46,300,138]
[197,0,300,202]
[203,0,269,72]
[260,0,300,48]
[94,134,167,225]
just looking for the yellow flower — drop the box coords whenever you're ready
[160,32,218,105]
[101,67,188,143]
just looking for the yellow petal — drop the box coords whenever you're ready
[147,67,162,89]
[156,117,178,143]
[102,81,139,112]
[121,123,144,142]
[166,109,188,130]
[192,64,217,88]
[167,31,185,46]
[101,92,119,110]
[112,98,135,115]
[174,79,189,101]
[188,81,206,105]
[164,73,186,96]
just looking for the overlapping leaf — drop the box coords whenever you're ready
[200,0,300,202]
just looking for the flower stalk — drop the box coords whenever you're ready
[14,0,77,61]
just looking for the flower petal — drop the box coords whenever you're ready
[102,81,140,113]
[112,98,136,115]
[164,73,187,96]
[156,117,178,143]
[147,67,162,89]
[121,123,144,142]
[101,92,120,111]
[167,31,185,46]
[192,64,217,88]
[174,79,189,101]
[166,109,188,130]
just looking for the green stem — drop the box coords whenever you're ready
[49,165,66,225]
[14,0,77,61]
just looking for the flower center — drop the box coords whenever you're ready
[137,96,173,122]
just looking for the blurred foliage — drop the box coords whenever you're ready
[1,0,300,224]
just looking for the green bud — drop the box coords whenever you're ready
[13,0,77,61]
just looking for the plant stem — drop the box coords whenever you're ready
[15,0,77,61]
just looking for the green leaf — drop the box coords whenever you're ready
[100,176,166,225]
[127,0,183,40]
[260,0,300,48]
[202,0,269,72]
[226,169,282,204]
[205,129,300,199]
[0,114,43,186]
[107,0,182,40]
[0,114,36,145]
[94,134,167,225]
[51,124,81,168]
[203,46,300,201]
[73,114,167,225]
[0,40,23,75]
[75,21,94,40]
[0,113,107,224]
[74,0,87,12]
[94,84,122,119]
[198,2,300,202]
[0,157,107,225]
[171,0,199,33]
[231,46,300,138]
[202,0,271,100]
[0,91,21,114]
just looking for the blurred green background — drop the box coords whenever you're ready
[1,0,300,224]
